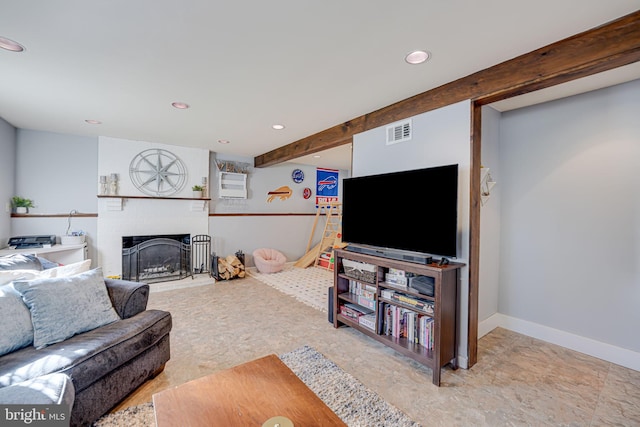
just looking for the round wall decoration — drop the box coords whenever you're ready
[291,168,304,183]
[129,149,187,196]
[302,187,312,199]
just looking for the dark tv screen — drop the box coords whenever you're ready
[342,164,458,258]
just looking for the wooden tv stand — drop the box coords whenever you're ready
[332,249,464,386]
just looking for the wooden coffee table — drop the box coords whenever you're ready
[153,354,346,426]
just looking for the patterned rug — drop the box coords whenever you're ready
[94,346,420,427]
[246,263,332,312]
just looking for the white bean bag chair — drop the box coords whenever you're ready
[252,248,286,274]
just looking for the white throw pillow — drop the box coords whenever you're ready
[47,259,92,278]
[0,259,91,286]
[0,270,41,286]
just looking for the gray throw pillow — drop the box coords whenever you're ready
[13,267,121,349]
[0,254,42,271]
[0,284,34,356]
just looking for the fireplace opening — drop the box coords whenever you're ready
[122,234,191,283]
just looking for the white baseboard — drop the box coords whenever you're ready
[479,313,640,372]
[478,312,503,339]
[456,355,469,369]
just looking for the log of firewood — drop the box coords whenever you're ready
[226,255,242,266]
[217,261,231,277]
[219,258,234,273]
[214,254,246,279]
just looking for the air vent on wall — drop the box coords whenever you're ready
[386,119,412,145]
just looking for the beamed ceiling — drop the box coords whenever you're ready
[1,3,639,171]
[254,10,640,168]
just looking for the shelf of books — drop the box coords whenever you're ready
[332,248,464,386]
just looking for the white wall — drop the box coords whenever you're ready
[352,100,472,367]
[97,137,210,276]
[210,215,324,264]
[496,79,640,368]
[5,129,346,271]
[0,118,16,247]
[210,153,348,264]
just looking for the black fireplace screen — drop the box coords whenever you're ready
[122,234,191,283]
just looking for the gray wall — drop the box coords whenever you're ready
[10,130,99,262]
[498,79,640,356]
[15,129,98,213]
[352,99,472,367]
[0,118,16,246]
[351,83,640,371]
[479,106,501,325]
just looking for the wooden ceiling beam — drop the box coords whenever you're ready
[254,10,640,168]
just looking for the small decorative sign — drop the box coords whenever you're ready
[292,168,305,183]
[302,187,312,199]
[267,186,293,202]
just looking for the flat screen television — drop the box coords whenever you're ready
[342,164,458,263]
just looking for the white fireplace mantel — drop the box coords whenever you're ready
[97,136,211,278]
[97,195,211,201]
[97,197,209,277]
[97,195,211,212]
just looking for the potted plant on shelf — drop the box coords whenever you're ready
[192,185,204,198]
[11,196,34,214]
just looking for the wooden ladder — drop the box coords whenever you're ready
[313,202,342,271]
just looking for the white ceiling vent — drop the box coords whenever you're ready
[386,119,412,145]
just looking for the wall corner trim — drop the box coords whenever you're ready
[480,313,640,372]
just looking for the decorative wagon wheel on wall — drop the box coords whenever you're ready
[129,149,188,196]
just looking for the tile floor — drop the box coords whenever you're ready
[116,273,640,426]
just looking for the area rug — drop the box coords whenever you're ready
[246,263,332,312]
[94,345,420,427]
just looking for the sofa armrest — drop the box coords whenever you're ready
[0,373,75,407]
[105,278,149,319]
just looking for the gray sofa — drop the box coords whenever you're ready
[0,277,172,426]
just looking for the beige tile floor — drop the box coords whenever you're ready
[115,275,640,426]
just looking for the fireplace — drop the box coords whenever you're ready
[122,234,191,283]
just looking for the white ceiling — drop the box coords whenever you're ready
[1,2,638,172]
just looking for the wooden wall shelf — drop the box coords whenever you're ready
[97,195,211,201]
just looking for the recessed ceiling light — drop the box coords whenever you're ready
[218,139,230,144]
[272,124,285,130]
[85,119,102,124]
[0,36,25,52]
[171,102,190,109]
[405,50,430,65]
[313,155,321,158]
